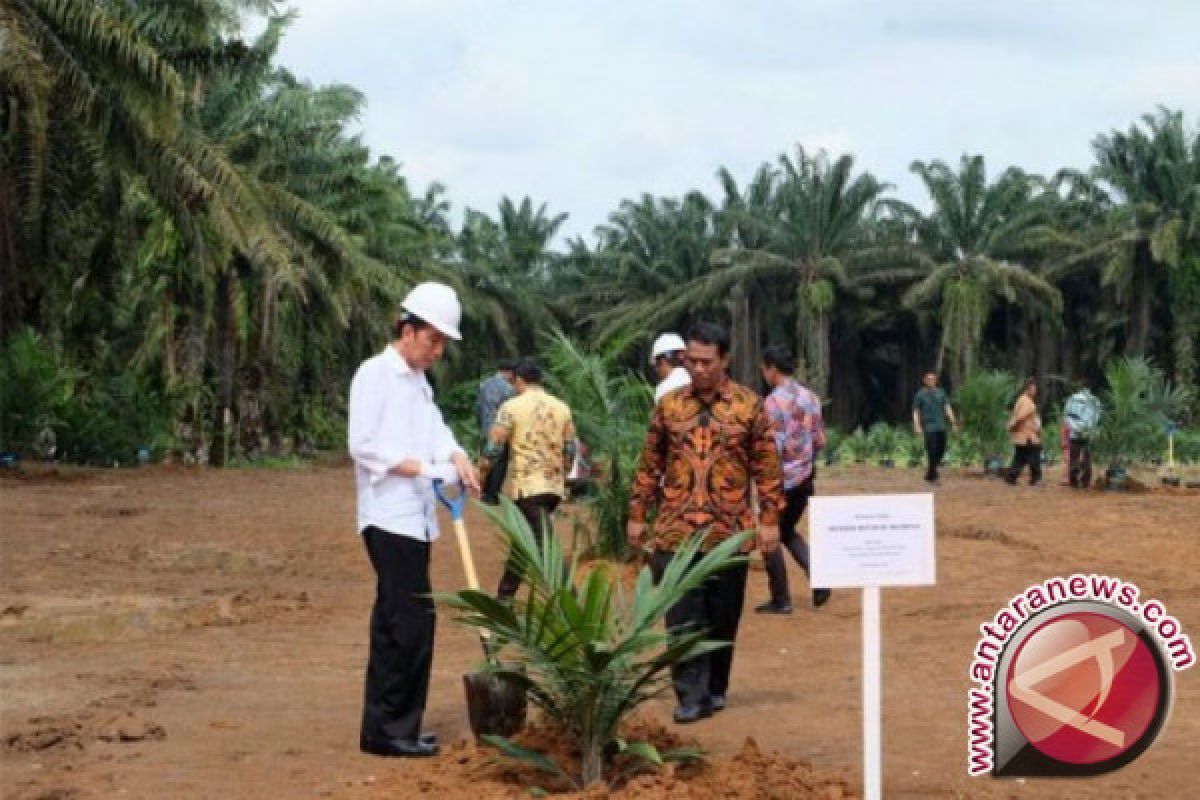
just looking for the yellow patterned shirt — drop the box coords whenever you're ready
[493,387,575,500]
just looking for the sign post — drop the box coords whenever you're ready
[810,493,937,800]
[862,584,882,799]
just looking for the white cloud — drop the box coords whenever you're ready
[266,0,1200,241]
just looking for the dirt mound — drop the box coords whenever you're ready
[4,711,165,754]
[5,589,311,644]
[329,716,854,799]
[943,525,1039,551]
[3,667,187,758]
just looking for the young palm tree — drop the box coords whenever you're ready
[540,329,652,559]
[442,498,747,789]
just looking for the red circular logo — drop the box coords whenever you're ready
[1006,612,1161,765]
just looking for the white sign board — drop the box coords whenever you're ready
[809,493,936,588]
[808,493,937,800]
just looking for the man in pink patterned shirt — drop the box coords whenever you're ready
[755,345,831,613]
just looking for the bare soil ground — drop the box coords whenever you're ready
[2,463,1197,799]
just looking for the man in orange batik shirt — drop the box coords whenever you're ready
[627,321,783,724]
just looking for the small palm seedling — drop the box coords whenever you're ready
[440,498,751,790]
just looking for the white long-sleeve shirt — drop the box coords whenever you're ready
[347,345,465,540]
[654,366,691,403]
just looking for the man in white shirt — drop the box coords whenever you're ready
[651,332,691,403]
[347,281,479,759]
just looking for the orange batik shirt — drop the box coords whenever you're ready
[629,378,783,552]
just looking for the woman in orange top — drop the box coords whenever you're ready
[1005,378,1043,486]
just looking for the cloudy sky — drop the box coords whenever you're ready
[265,1,1200,241]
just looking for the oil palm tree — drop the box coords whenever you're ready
[0,0,194,333]
[1088,109,1200,385]
[899,155,1062,387]
[454,196,567,359]
[707,147,891,396]
[584,191,726,345]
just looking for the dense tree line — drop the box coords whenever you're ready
[1,2,1197,463]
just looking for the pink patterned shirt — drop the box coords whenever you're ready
[764,378,826,489]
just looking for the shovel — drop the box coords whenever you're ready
[433,479,526,738]
[433,479,492,657]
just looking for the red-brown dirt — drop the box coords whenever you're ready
[2,463,1198,799]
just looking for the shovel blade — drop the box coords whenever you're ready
[463,670,527,738]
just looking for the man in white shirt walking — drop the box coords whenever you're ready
[651,332,691,403]
[347,282,479,758]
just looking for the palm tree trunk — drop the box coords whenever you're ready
[580,735,605,788]
[162,289,176,383]
[897,329,920,417]
[960,324,974,389]
[0,171,24,337]
[830,330,863,428]
[1126,243,1153,357]
[934,329,946,377]
[1036,318,1057,382]
[814,309,831,398]
[1172,298,1196,388]
[795,282,810,383]
[729,283,753,386]
[210,264,239,467]
[749,292,763,383]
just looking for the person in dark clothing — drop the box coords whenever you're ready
[477,360,516,504]
[912,371,958,484]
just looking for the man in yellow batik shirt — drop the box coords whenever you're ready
[480,358,576,599]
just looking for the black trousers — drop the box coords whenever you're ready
[360,527,435,743]
[923,431,947,481]
[763,476,815,605]
[481,447,510,505]
[496,493,560,599]
[1006,442,1043,485]
[651,549,750,709]
[1069,437,1092,488]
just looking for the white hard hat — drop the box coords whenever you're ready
[650,332,686,362]
[401,282,462,340]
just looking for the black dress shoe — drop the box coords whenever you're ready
[360,735,439,758]
[710,694,726,712]
[673,703,713,725]
[754,600,793,615]
[812,588,832,608]
[418,732,438,746]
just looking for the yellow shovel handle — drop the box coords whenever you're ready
[453,518,480,591]
[452,517,492,645]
